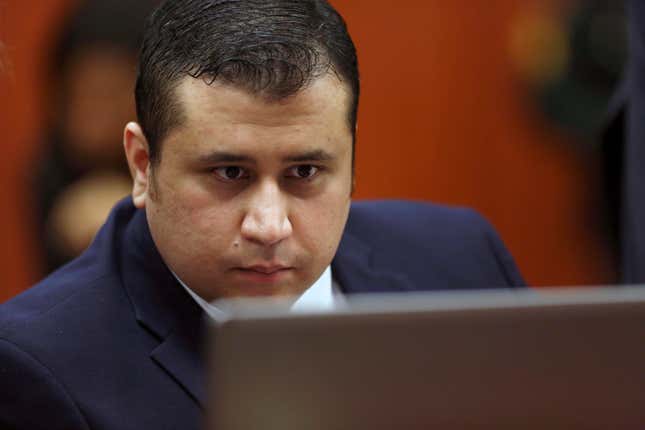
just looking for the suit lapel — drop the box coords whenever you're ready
[150,320,206,406]
[332,230,415,294]
[119,207,206,407]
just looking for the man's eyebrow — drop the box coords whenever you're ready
[197,152,254,164]
[283,150,335,163]
[196,149,336,164]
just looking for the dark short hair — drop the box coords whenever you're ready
[135,0,360,163]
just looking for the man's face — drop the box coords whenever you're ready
[136,75,353,301]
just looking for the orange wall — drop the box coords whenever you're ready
[0,0,615,301]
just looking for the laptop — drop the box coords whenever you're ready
[205,288,645,429]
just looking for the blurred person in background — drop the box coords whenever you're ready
[33,0,158,273]
[511,0,627,282]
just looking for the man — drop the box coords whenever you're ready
[0,1,524,428]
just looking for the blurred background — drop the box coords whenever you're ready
[0,0,628,301]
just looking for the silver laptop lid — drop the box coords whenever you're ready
[206,288,645,429]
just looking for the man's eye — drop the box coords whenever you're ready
[287,165,319,179]
[213,166,249,181]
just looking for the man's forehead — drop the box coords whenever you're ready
[173,74,352,126]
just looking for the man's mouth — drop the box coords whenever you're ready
[231,264,295,284]
[242,265,292,275]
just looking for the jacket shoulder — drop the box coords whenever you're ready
[0,198,138,336]
[347,200,490,237]
[346,200,525,287]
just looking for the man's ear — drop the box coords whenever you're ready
[123,122,151,209]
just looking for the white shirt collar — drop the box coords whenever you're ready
[174,266,340,322]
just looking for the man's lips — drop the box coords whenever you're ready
[233,264,295,284]
[232,265,294,285]
[241,265,292,275]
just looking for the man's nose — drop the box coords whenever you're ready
[241,180,293,246]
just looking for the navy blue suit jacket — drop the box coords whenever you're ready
[0,198,524,429]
